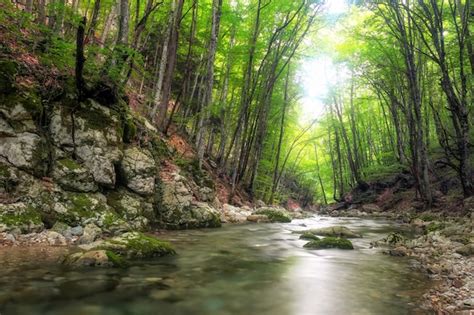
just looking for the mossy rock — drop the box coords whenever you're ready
[58,158,81,170]
[63,249,128,268]
[296,226,361,238]
[74,100,118,132]
[94,232,176,259]
[303,237,354,250]
[175,158,215,190]
[0,202,44,233]
[299,232,320,241]
[255,208,291,223]
[418,213,437,222]
[426,221,446,233]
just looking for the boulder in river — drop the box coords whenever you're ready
[80,232,176,259]
[296,226,361,238]
[63,250,126,268]
[371,232,405,248]
[246,214,270,223]
[299,232,320,241]
[303,237,354,250]
[254,207,291,223]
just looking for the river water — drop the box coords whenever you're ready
[0,216,432,315]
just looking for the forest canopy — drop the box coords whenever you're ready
[3,0,473,207]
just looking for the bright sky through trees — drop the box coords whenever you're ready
[298,0,349,121]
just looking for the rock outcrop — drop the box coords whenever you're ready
[0,95,227,241]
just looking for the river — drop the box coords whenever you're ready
[0,216,432,315]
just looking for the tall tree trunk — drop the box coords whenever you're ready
[195,0,223,167]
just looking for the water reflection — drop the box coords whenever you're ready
[0,217,431,315]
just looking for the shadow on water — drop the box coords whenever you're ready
[0,217,432,315]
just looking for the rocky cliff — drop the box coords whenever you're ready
[0,61,225,243]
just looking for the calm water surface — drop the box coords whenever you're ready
[0,216,432,315]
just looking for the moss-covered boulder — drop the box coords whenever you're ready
[299,232,320,241]
[0,202,44,233]
[82,232,176,260]
[158,169,221,229]
[254,207,292,223]
[44,192,130,234]
[52,158,98,192]
[303,237,354,250]
[297,226,361,238]
[106,189,154,230]
[425,221,446,234]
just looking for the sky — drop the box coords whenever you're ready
[297,0,349,121]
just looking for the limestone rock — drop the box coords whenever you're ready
[0,132,47,174]
[52,158,98,192]
[221,204,251,223]
[121,147,156,196]
[198,186,215,202]
[75,145,118,188]
[50,102,123,188]
[159,172,221,228]
[160,171,221,229]
[246,214,270,223]
[106,189,154,230]
[79,223,102,244]
[0,103,37,134]
[45,192,130,234]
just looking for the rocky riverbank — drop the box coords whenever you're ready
[321,200,473,314]
[1,54,306,266]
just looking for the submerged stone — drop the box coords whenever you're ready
[303,237,354,250]
[299,232,320,241]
